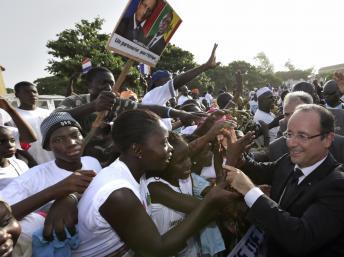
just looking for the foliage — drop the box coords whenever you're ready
[254,52,274,73]
[36,18,313,96]
[188,72,214,93]
[37,18,141,94]
[6,88,14,94]
[275,68,313,81]
[206,61,282,93]
[34,76,70,95]
[284,59,296,71]
[155,44,197,74]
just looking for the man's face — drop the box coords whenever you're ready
[136,0,156,23]
[158,13,172,34]
[286,110,332,168]
[0,129,16,158]
[49,126,83,163]
[283,99,303,124]
[88,71,115,99]
[16,85,38,106]
[259,92,274,111]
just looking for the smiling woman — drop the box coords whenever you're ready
[74,109,238,257]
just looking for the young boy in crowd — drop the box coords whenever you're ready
[0,112,101,257]
[0,126,29,189]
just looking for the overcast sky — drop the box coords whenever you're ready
[1,0,343,88]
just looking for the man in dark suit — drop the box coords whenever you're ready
[115,0,157,47]
[227,104,344,257]
[146,11,173,55]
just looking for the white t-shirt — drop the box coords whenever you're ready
[74,158,147,257]
[15,107,54,164]
[142,80,176,131]
[0,109,12,126]
[177,95,192,106]
[142,80,176,106]
[204,93,213,106]
[180,125,197,135]
[0,156,101,255]
[0,157,29,189]
[249,99,258,114]
[0,156,101,205]
[253,109,279,142]
[145,176,199,257]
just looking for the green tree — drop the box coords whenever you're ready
[6,88,14,94]
[34,76,69,95]
[36,18,141,95]
[275,68,313,81]
[254,52,274,73]
[155,44,197,74]
[284,59,296,71]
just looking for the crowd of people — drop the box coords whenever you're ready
[0,43,344,257]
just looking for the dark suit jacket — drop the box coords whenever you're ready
[149,36,166,55]
[243,154,344,257]
[329,108,344,135]
[268,134,344,164]
[115,16,148,46]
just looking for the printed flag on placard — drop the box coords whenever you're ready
[143,2,181,45]
[82,58,92,74]
[108,0,182,67]
[138,63,150,75]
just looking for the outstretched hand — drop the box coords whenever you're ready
[179,111,208,126]
[43,196,78,241]
[94,91,117,112]
[205,182,242,209]
[224,131,255,167]
[207,120,237,140]
[52,170,96,199]
[205,43,220,69]
[223,165,256,196]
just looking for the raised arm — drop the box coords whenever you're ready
[0,97,37,143]
[173,43,220,90]
[148,182,200,214]
[100,186,237,256]
[55,91,116,121]
[11,170,95,220]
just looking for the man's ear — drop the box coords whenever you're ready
[324,132,335,148]
[131,143,143,159]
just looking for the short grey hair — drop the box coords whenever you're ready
[284,91,313,106]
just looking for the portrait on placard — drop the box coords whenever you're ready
[108,0,182,66]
